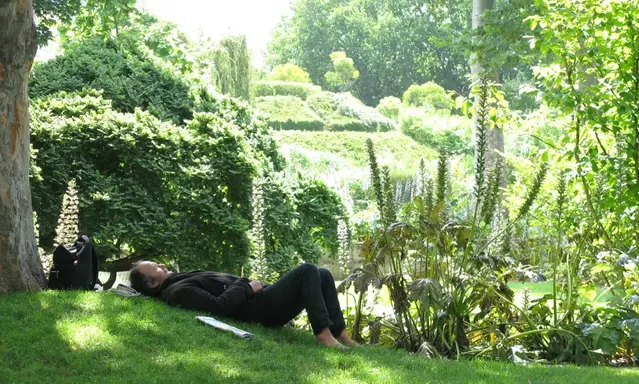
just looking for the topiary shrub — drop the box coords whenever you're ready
[30,38,194,124]
[254,80,321,100]
[402,82,454,111]
[267,63,312,83]
[376,96,402,121]
[255,96,324,131]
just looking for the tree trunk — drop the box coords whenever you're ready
[471,0,504,179]
[0,0,46,294]
[470,0,495,74]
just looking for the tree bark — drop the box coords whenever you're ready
[0,0,46,294]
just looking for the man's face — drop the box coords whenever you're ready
[137,261,170,288]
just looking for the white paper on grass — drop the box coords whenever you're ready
[196,316,255,339]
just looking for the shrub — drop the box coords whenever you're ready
[255,96,324,131]
[30,38,194,124]
[307,92,396,132]
[400,108,472,154]
[295,179,344,257]
[265,176,344,268]
[376,96,402,121]
[192,87,284,171]
[254,81,321,100]
[30,91,256,272]
[402,82,454,111]
[31,91,339,274]
[324,51,359,92]
[267,63,312,83]
[210,35,252,100]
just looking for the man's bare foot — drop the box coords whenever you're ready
[316,328,346,348]
[337,330,359,347]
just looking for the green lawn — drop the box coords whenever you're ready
[509,282,615,306]
[509,281,556,299]
[1,291,638,384]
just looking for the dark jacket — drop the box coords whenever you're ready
[157,271,255,317]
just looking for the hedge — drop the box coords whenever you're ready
[254,81,321,100]
[255,96,324,131]
[307,92,396,132]
[400,108,472,154]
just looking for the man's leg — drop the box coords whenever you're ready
[318,268,346,337]
[318,268,357,345]
[249,263,343,346]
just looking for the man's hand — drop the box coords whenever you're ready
[249,280,263,293]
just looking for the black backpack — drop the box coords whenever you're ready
[48,235,100,290]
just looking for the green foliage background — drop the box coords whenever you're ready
[267,0,471,105]
[30,38,194,124]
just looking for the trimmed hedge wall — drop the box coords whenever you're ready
[256,96,324,131]
[254,81,322,100]
[307,92,396,132]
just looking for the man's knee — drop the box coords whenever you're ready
[319,268,335,282]
[299,262,319,275]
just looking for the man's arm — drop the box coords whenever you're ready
[164,277,255,317]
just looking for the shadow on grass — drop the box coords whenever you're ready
[0,291,333,384]
[2,291,639,384]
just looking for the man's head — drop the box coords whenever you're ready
[129,261,171,295]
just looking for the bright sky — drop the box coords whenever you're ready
[139,0,293,66]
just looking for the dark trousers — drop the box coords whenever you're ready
[235,263,346,337]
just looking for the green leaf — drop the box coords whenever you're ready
[584,324,621,355]
[541,150,549,162]
[578,282,597,302]
[592,263,613,274]
[622,318,639,341]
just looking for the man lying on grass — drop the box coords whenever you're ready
[129,261,356,348]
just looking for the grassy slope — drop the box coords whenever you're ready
[273,130,438,174]
[2,291,638,384]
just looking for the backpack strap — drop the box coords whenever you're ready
[79,235,101,287]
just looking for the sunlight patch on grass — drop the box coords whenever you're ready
[56,321,119,351]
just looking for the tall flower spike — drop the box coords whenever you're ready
[366,138,385,219]
[337,219,350,276]
[249,178,268,282]
[55,179,79,247]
